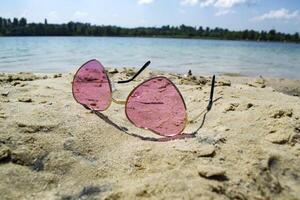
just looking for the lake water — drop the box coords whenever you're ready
[0,37,299,79]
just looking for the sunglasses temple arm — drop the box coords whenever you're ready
[117,61,151,84]
[207,75,216,111]
[82,104,91,110]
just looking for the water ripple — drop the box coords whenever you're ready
[0,37,299,79]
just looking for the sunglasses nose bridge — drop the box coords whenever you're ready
[110,81,126,105]
[112,97,126,105]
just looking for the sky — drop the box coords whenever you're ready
[0,0,300,33]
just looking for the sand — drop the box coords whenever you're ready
[0,69,299,200]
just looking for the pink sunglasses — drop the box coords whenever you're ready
[72,59,215,137]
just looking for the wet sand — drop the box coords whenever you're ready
[0,69,299,200]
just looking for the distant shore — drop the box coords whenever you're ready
[1,16,299,43]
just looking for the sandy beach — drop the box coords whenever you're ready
[0,69,299,200]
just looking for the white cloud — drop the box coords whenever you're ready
[181,0,249,17]
[215,9,234,16]
[47,11,59,22]
[200,0,215,7]
[137,0,154,5]
[181,0,199,6]
[181,0,249,8]
[49,11,58,18]
[180,0,214,7]
[214,0,247,9]
[139,19,147,24]
[73,11,89,20]
[253,8,299,21]
[20,10,30,18]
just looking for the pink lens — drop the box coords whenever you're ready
[72,60,111,111]
[125,77,187,137]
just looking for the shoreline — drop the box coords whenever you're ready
[1,35,300,45]
[1,70,300,97]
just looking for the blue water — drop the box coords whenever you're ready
[0,37,299,79]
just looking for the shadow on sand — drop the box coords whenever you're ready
[93,97,222,142]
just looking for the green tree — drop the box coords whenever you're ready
[19,18,27,26]
[268,29,276,41]
[13,18,19,26]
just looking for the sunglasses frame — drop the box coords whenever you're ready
[72,59,215,137]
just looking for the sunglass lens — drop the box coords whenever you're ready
[126,77,186,136]
[72,60,111,111]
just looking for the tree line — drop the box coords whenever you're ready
[0,17,299,43]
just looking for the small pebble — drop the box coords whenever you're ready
[11,147,34,166]
[108,68,119,74]
[13,81,21,86]
[247,81,265,88]
[198,165,227,179]
[0,112,7,119]
[224,103,239,112]
[53,74,62,78]
[219,156,226,161]
[270,109,293,118]
[18,97,33,103]
[266,131,291,144]
[247,103,254,109]
[0,145,10,161]
[255,78,266,85]
[198,145,216,157]
[218,80,231,87]
[20,83,27,87]
[1,91,9,97]
[174,143,215,157]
